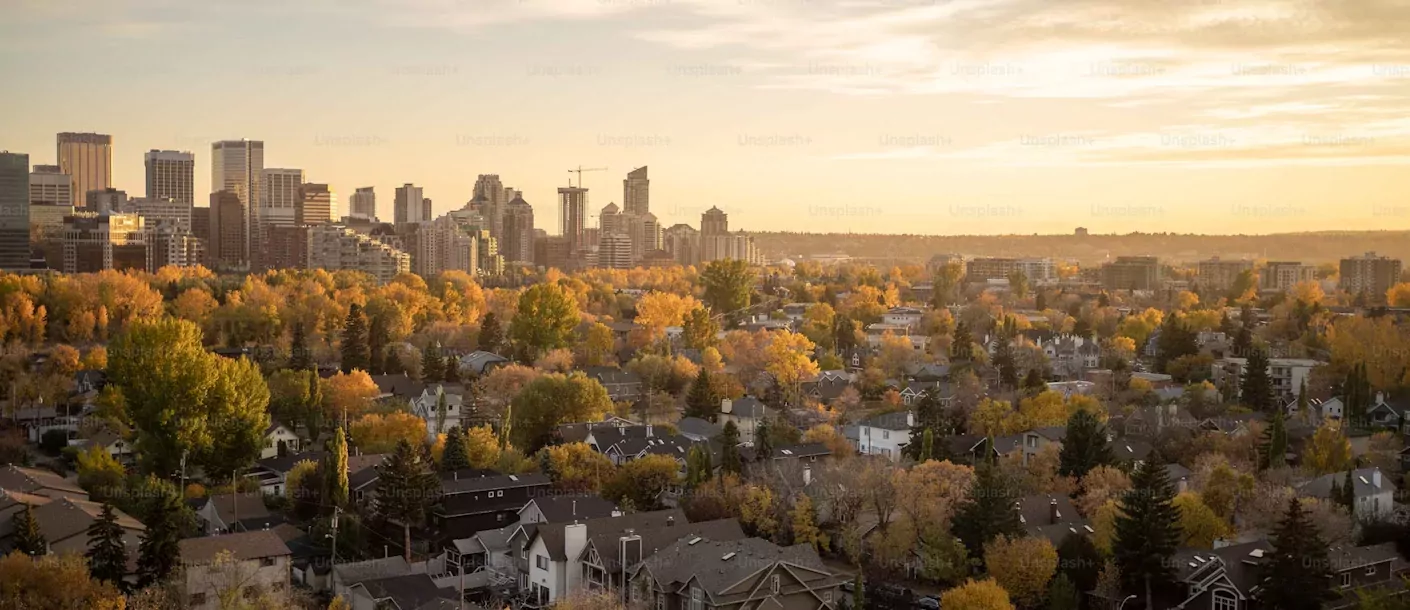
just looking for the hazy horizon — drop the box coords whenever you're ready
[4,0,1409,235]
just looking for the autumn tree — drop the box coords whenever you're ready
[681,307,720,350]
[340,304,370,373]
[376,440,441,562]
[789,494,828,552]
[349,412,427,454]
[509,283,580,362]
[701,259,755,322]
[0,552,127,610]
[940,578,1014,610]
[509,373,612,451]
[539,442,615,493]
[321,370,381,425]
[1305,421,1352,475]
[603,454,680,511]
[984,535,1058,607]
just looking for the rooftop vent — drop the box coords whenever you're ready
[688,537,703,546]
[722,552,737,561]
[1249,549,1265,558]
[508,475,518,481]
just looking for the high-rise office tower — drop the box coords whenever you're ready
[60,213,146,273]
[502,193,535,264]
[349,186,376,221]
[144,150,195,205]
[422,198,433,223]
[0,152,31,270]
[623,166,649,215]
[57,133,112,209]
[473,174,506,239]
[87,188,128,214]
[599,202,624,235]
[394,184,425,224]
[701,206,728,236]
[208,190,247,268]
[130,197,193,232]
[558,187,588,255]
[261,168,304,228]
[297,183,334,226]
[627,212,661,261]
[29,165,72,206]
[211,140,264,264]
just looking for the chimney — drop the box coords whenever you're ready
[646,424,654,438]
[620,532,642,569]
[721,398,733,414]
[1374,468,1382,488]
[666,515,675,527]
[1049,498,1059,525]
[572,500,577,517]
[1376,391,1386,406]
[565,523,588,569]
[906,411,915,428]
[803,464,812,486]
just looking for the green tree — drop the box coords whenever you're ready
[509,283,580,362]
[509,373,612,451]
[755,418,774,461]
[1257,498,1334,610]
[421,342,443,382]
[1059,410,1114,479]
[368,314,389,375]
[1260,409,1289,471]
[603,454,681,511]
[952,322,974,364]
[720,421,743,475]
[1113,455,1181,610]
[1021,368,1046,397]
[441,426,471,472]
[340,304,370,373]
[289,322,314,371]
[852,573,865,610]
[13,503,46,556]
[1047,573,1079,610]
[323,427,350,511]
[477,312,504,354]
[1241,344,1275,413]
[1057,533,1103,593]
[681,307,720,350]
[85,502,128,587]
[375,440,441,562]
[199,355,272,481]
[443,354,460,383]
[951,463,1022,559]
[136,491,184,587]
[701,259,756,322]
[684,369,720,420]
[1341,469,1356,510]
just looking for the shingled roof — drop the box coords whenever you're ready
[179,529,292,564]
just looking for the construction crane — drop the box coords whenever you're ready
[568,165,607,188]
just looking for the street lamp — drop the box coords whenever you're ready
[1118,594,1137,609]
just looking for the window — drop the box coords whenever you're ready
[260,557,276,567]
[1026,435,1037,448]
[656,593,665,610]
[1342,572,1352,588]
[691,586,703,610]
[882,430,889,440]
[191,593,207,605]
[498,513,506,522]
[537,555,549,570]
[1212,590,1237,610]
[1367,565,1378,576]
[823,591,833,604]
[770,574,780,594]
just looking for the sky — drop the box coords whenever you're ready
[2,0,1409,235]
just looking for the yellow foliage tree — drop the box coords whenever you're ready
[349,412,427,454]
[1174,492,1232,549]
[983,535,1057,608]
[1304,421,1352,475]
[764,330,820,389]
[940,578,1015,610]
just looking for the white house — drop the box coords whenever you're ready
[411,385,463,442]
[865,323,929,351]
[261,422,301,460]
[856,411,912,460]
[1296,467,1396,521]
[178,530,292,610]
[882,306,924,328]
[717,397,773,445]
[1212,357,1321,404]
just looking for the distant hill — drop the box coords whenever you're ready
[752,231,1410,266]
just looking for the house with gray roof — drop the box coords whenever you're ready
[436,472,552,543]
[630,537,846,610]
[1297,467,1397,521]
[676,417,722,441]
[524,509,693,606]
[459,351,510,377]
[584,366,645,402]
[856,411,912,460]
[577,518,745,596]
[180,530,293,610]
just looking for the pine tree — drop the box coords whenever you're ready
[755,418,774,461]
[853,573,865,610]
[1113,455,1181,610]
[1258,498,1333,610]
[1059,410,1114,479]
[951,463,1022,558]
[720,421,743,475]
[921,428,935,463]
[289,322,314,371]
[86,502,128,587]
[376,440,442,562]
[1296,379,1310,425]
[324,427,350,510]
[1219,311,1236,336]
[136,492,183,587]
[1232,325,1252,357]
[478,312,504,354]
[435,390,449,435]
[12,503,46,556]
[443,354,460,383]
[1021,368,1046,397]
[684,370,719,421]
[1260,409,1288,471]
[340,304,370,373]
[368,315,389,375]
[442,426,471,472]
[1341,469,1356,511]
[1047,573,1080,610]
[994,339,1018,389]
[421,342,443,382]
[1241,344,1275,413]
[951,322,974,364]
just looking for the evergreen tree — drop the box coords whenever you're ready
[755,418,774,461]
[1021,368,1046,397]
[1035,291,1047,312]
[435,390,449,435]
[13,503,46,556]
[1113,455,1181,610]
[1296,379,1310,425]
[853,573,865,610]
[324,427,350,510]
[1219,311,1236,336]
[951,322,974,364]
[1241,344,1275,413]
[136,492,183,587]
[1259,409,1288,471]
[86,502,128,587]
[375,440,442,562]
[834,314,857,353]
[478,312,504,353]
[443,354,460,383]
[1059,410,1114,479]
[1232,325,1252,357]
[951,463,1022,558]
[1341,469,1356,511]
[1098,292,1110,308]
[720,421,743,475]
[421,342,443,382]
[1058,533,1104,593]
[340,304,370,373]
[1047,573,1080,610]
[368,314,388,375]
[684,370,720,421]
[289,323,314,371]
[1257,498,1334,610]
[1155,316,1199,373]
[441,426,471,472]
[994,339,1019,389]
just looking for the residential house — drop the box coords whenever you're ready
[459,351,510,377]
[1021,427,1066,466]
[1167,463,1193,494]
[349,453,391,505]
[519,496,621,526]
[1111,437,1155,468]
[630,537,847,610]
[1287,396,1344,425]
[1018,494,1092,545]
[74,370,107,394]
[676,417,721,441]
[556,417,641,444]
[856,411,912,460]
[780,303,810,322]
[585,367,646,402]
[1145,540,1405,610]
[0,465,88,499]
[1297,467,1396,521]
[577,518,745,597]
[343,574,460,610]
[14,496,145,562]
[261,421,302,460]
[330,556,417,598]
[435,472,553,542]
[1366,393,1410,431]
[179,530,293,610]
[865,323,928,351]
[250,450,326,496]
[717,397,774,445]
[371,374,429,402]
[801,370,853,403]
[898,381,952,407]
[524,509,686,606]
[195,492,281,534]
[411,384,465,442]
[75,429,133,461]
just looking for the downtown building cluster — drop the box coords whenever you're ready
[0,137,761,280]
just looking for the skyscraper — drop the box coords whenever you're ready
[60,213,146,273]
[56,133,112,209]
[208,190,247,269]
[600,202,624,235]
[701,206,728,236]
[502,193,535,264]
[0,152,31,270]
[558,186,588,255]
[261,168,304,228]
[473,174,506,239]
[623,166,649,215]
[394,183,425,224]
[86,188,128,214]
[598,232,633,270]
[297,183,334,226]
[144,150,195,204]
[211,140,264,264]
[349,187,376,221]
[29,165,71,206]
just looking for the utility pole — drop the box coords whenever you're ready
[178,449,188,493]
[329,506,340,569]
[459,559,465,610]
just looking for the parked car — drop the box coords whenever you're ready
[916,595,940,610]
[869,584,913,609]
